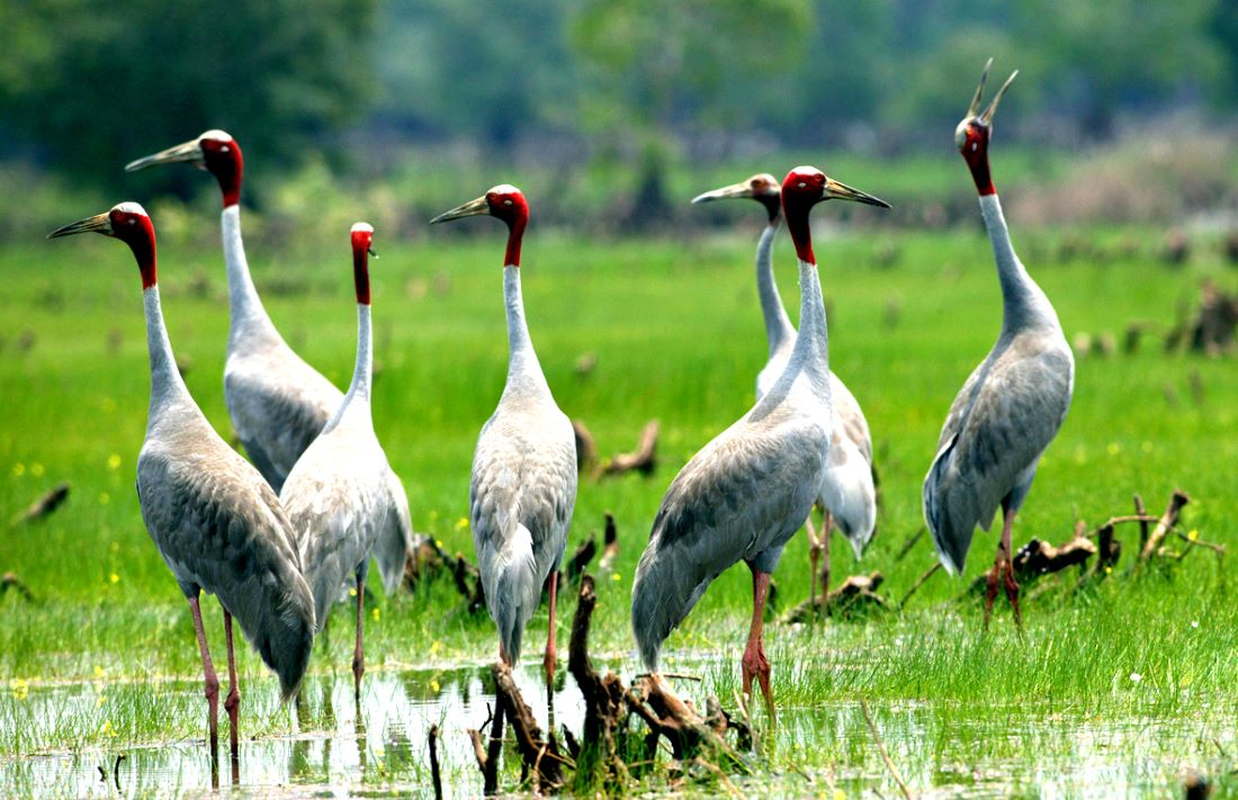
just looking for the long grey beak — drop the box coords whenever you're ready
[124,138,204,172]
[825,178,891,209]
[691,180,756,204]
[429,195,489,224]
[968,58,994,117]
[47,212,113,239]
[978,69,1018,125]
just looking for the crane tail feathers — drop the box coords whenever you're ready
[223,568,316,702]
[485,523,539,663]
[923,433,974,575]
[631,531,714,672]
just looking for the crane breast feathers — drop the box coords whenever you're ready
[653,418,826,557]
[925,343,1073,544]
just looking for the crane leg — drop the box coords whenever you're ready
[222,608,240,755]
[806,514,821,620]
[543,569,559,690]
[741,568,775,719]
[983,509,1019,629]
[820,511,833,615]
[352,567,366,707]
[1000,511,1022,627]
[187,594,219,755]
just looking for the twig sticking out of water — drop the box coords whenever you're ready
[428,724,443,800]
[860,698,913,800]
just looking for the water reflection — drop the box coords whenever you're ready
[0,663,1231,797]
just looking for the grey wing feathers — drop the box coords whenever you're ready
[374,468,413,594]
[137,440,315,699]
[923,337,1074,573]
[631,417,825,669]
[225,351,341,492]
[470,412,577,661]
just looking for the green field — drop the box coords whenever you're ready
[1,212,1236,796]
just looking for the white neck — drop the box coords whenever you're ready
[786,259,831,397]
[221,205,276,344]
[324,304,372,433]
[980,194,1059,334]
[755,221,795,357]
[502,265,551,398]
[144,286,192,420]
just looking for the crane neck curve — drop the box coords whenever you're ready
[143,286,193,421]
[980,194,1059,334]
[502,265,551,399]
[755,219,795,358]
[221,205,278,347]
[787,258,831,396]
[325,304,373,434]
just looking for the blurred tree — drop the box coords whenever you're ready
[1011,0,1225,137]
[372,0,578,148]
[569,0,811,227]
[0,0,377,193]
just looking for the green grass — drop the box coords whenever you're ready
[1,216,1236,796]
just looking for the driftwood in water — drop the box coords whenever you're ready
[402,535,485,613]
[470,574,754,793]
[492,661,567,792]
[11,482,70,526]
[598,420,659,478]
[568,575,633,785]
[428,724,443,800]
[781,571,887,624]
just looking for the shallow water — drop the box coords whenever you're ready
[1,661,1231,797]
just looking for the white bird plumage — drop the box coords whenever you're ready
[634,168,889,712]
[48,202,316,754]
[430,186,577,685]
[279,223,411,702]
[125,132,410,592]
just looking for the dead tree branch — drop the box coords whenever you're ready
[598,420,659,478]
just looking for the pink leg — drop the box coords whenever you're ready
[352,572,366,706]
[544,570,559,688]
[223,609,240,755]
[984,509,1018,629]
[820,512,833,615]
[188,595,220,754]
[806,514,821,618]
[740,569,775,717]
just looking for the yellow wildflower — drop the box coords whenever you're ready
[1188,529,1199,542]
[11,678,29,700]
[12,463,25,477]
[30,463,44,476]
[108,454,122,470]
[454,517,469,531]
[109,573,119,584]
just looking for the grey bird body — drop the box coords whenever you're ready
[633,257,832,669]
[220,205,344,493]
[470,266,577,661]
[753,221,877,553]
[137,285,315,699]
[923,194,1074,573]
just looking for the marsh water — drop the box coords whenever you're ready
[1,660,1230,797]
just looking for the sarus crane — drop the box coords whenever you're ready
[125,131,410,596]
[633,168,888,713]
[49,203,315,755]
[279,223,412,704]
[922,61,1074,626]
[692,174,877,613]
[429,185,577,688]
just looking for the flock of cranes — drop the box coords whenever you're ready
[46,62,1072,748]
